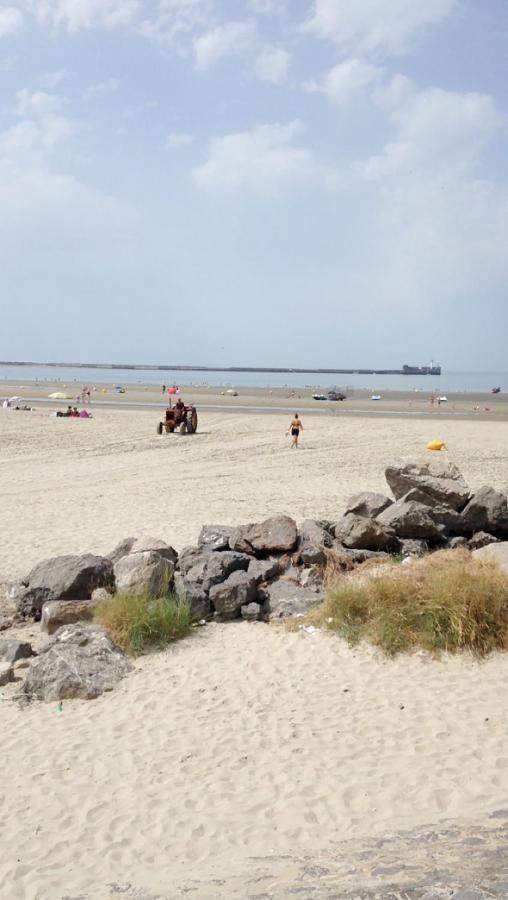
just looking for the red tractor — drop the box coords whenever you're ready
[157,400,198,435]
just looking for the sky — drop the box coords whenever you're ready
[1,0,508,370]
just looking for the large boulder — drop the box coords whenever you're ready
[108,535,178,565]
[0,639,33,664]
[201,551,251,593]
[334,514,395,551]
[472,542,508,574]
[377,500,444,541]
[24,624,133,701]
[178,546,211,579]
[173,573,210,621]
[460,487,508,537]
[401,489,465,533]
[209,570,258,621]
[41,599,95,635]
[114,551,174,597]
[197,525,233,552]
[17,554,115,619]
[263,581,322,619]
[345,492,392,518]
[297,520,332,566]
[385,459,471,510]
[230,516,298,556]
[298,519,333,548]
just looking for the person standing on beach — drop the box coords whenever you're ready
[287,413,303,449]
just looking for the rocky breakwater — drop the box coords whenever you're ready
[2,456,507,701]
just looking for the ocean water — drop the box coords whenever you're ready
[0,365,506,394]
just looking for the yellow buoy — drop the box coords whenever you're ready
[427,439,445,451]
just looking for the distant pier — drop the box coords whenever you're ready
[0,361,442,376]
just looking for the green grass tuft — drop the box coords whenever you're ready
[316,548,508,657]
[94,589,192,655]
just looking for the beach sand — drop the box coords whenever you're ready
[1,405,508,898]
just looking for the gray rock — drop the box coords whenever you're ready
[41,599,95,635]
[461,486,508,537]
[334,513,395,550]
[0,662,14,686]
[108,535,178,565]
[298,519,333,548]
[401,488,466,533]
[345,492,392,518]
[209,570,257,620]
[173,572,210,621]
[114,551,174,597]
[264,580,322,619]
[331,544,391,564]
[377,499,444,540]
[472,541,508,574]
[299,543,327,566]
[385,458,471,510]
[197,525,233,552]
[448,535,469,549]
[0,639,33,664]
[231,515,298,556]
[469,531,500,550]
[17,554,115,619]
[178,546,211,580]
[24,624,133,702]
[398,538,428,557]
[241,602,262,621]
[107,536,136,564]
[299,566,324,592]
[202,551,251,593]
[248,556,289,584]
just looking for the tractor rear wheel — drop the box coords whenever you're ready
[187,408,198,434]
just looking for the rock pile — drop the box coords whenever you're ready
[2,456,507,701]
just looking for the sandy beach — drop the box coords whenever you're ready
[1,403,508,898]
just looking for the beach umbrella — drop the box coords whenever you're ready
[48,392,70,400]
[168,386,178,395]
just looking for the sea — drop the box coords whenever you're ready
[0,365,505,394]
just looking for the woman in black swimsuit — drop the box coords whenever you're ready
[288,413,303,449]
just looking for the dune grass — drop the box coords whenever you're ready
[315,548,508,657]
[94,589,192,655]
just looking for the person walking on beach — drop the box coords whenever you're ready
[287,413,303,449]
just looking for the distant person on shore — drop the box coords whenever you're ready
[162,384,166,395]
[287,413,303,449]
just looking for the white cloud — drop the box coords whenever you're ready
[166,130,193,148]
[84,78,120,98]
[31,0,139,32]
[193,120,333,194]
[307,0,458,55]
[254,46,290,84]
[193,19,256,69]
[38,69,67,89]
[0,6,23,36]
[16,88,64,117]
[139,0,213,48]
[361,78,502,178]
[305,58,383,105]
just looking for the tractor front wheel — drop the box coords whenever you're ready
[157,422,163,435]
[179,421,187,434]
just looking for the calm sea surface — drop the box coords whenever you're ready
[0,365,506,393]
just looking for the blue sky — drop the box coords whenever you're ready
[1,0,508,369]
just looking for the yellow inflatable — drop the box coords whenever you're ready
[427,439,445,451]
